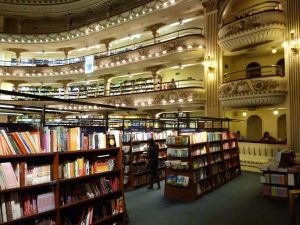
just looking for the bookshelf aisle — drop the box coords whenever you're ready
[121,131,175,190]
[0,125,125,225]
[164,131,241,201]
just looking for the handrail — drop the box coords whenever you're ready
[221,1,282,26]
[0,27,203,67]
[223,65,285,83]
[16,79,204,100]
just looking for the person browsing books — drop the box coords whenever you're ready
[146,138,160,189]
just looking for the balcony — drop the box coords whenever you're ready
[219,66,287,108]
[0,28,204,80]
[218,1,285,53]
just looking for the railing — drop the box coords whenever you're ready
[0,27,203,67]
[221,1,282,26]
[14,79,204,100]
[223,65,285,83]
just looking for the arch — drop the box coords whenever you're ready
[247,115,262,141]
[277,114,286,142]
[276,58,285,76]
[246,62,261,78]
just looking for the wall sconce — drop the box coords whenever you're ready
[202,55,216,80]
[289,30,300,55]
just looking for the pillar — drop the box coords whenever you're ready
[100,38,116,55]
[6,48,28,65]
[203,1,223,118]
[57,47,75,60]
[103,74,114,96]
[284,0,300,152]
[145,23,165,43]
[145,65,164,90]
[58,79,73,99]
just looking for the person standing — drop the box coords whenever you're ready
[147,138,160,189]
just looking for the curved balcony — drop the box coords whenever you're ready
[0,28,204,80]
[218,1,285,53]
[219,66,287,108]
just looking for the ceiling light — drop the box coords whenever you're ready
[242,112,247,117]
[272,48,277,54]
[170,99,175,103]
[188,98,193,102]
[178,98,183,103]
[273,110,279,115]
[177,46,183,51]
[0,105,15,109]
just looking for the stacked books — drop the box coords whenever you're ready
[0,129,41,155]
[166,174,189,187]
[167,148,189,158]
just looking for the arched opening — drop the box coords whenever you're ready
[277,114,287,142]
[246,62,261,78]
[247,115,262,141]
[276,58,285,76]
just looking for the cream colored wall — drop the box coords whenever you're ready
[225,109,286,140]
[0,82,14,99]
[226,54,284,73]
[159,64,204,83]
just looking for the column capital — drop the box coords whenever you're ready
[100,38,116,51]
[6,48,28,58]
[57,47,75,59]
[57,79,74,87]
[5,80,27,87]
[145,65,164,77]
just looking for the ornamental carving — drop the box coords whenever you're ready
[224,16,260,38]
[219,77,287,107]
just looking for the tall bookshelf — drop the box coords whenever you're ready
[0,125,125,225]
[164,131,241,201]
[122,131,175,190]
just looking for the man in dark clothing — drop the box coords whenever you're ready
[147,138,160,189]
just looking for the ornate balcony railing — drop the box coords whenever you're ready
[218,2,285,52]
[0,27,203,67]
[219,66,287,108]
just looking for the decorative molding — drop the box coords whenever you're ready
[202,0,218,12]
[219,77,287,107]
[218,11,285,52]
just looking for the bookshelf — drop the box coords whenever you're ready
[121,131,175,190]
[0,125,125,225]
[260,166,300,199]
[164,131,241,201]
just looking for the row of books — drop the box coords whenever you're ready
[210,145,221,152]
[60,177,119,205]
[166,175,189,187]
[132,143,148,153]
[165,160,189,170]
[260,174,287,185]
[193,157,209,169]
[63,197,123,225]
[0,129,41,155]
[122,131,176,143]
[191,146,207,156]
[262,185,288,198]
[0,162,51,190]
[196,180,211,195]
[59,157,116,179]
[194,168,209,181]
[211,153,222,164]
[167,148,189,158]
[0,191,55,223]
[211,164,223,175]
[43,127,116,152]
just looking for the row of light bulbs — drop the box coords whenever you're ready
[58,105,100,110]
[0,0,177,44]
[132,97,193,106]
[0,44,203,77]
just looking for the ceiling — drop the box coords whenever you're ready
[0,0,153,33]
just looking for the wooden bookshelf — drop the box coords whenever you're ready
[122,132,170,190]
[0,125,125,225]
[260,166,300,199]
[164,131,241,201]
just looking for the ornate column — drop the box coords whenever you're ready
[145,23,165,43]
[103,74,114,96]
[100,38,116,55]
[57,47,75,60]
[284,0,300,152]
[57,79,73,99]
[145,65,164,90]
[6,48,28,65]
[203,1,223,118]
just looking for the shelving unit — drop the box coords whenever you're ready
[164,131,241,201]
[260,166,300,199]
[0,125,125,225]
[122,131,175,190]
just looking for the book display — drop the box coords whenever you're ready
[164,131,241,201]
[260,150,300,199]
[0,125,125,225]
[122,131,175,190]
[110,78,154,96]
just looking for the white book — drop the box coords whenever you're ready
[288,173,295,186]
[1,195,7,222]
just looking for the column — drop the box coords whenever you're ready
[284,0,300,152]
[146,65,164,90]
[100,38,116,55]
[103,74,114,96]
[7,48,28,65]
[203,1,223,118]
[57,47,75,61]
[58,80,73,99]
[145,23,165,43]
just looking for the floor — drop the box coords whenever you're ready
[125,172,299,225]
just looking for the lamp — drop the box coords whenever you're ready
[288,30,300,55]
[202,55,216,80]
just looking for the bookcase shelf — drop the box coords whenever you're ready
[260,166,300,199]
[122,132,173,190]
[0,125,125,225]
[164,131,241,201]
